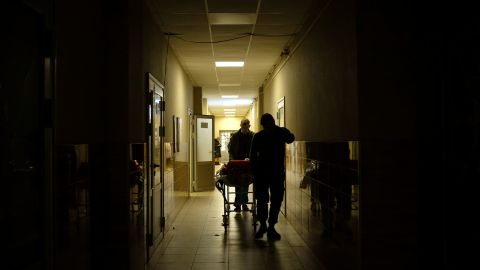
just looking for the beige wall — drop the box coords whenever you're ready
[260,0,419,268]
[164,52,193,163]
[202,98,209,115]
[214,117,243,138]
[263,0,358,141]
[244,101,258,132]
[142,5,193,163]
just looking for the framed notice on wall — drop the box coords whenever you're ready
[176,117,180,152]
[172,115,180,153]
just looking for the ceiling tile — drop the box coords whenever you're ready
[211,25,253,36]
[256,13,307,25]
[259,0,314,13]
[162,25,210,38]
[206,0,258,13]
[152,0,206,13]
[149,0,316,117]
[158,13,208,26]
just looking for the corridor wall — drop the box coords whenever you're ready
[262,0,418,269]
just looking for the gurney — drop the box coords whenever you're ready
[215,160,256,230]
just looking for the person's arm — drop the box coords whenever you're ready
[282,127,295,143]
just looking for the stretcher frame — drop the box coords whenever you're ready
[215,174,257,231]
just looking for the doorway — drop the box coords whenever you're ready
[146,73,165,260]
[219,130,236,164]
[193,115,215,191]
[277,97,287,216]
[277,97,285,127]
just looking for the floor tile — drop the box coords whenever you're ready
[146,190,324,270]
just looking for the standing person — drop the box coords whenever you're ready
[227,119,255,212]
[250,113,295,240]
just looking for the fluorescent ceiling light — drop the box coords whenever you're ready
[219,83,241,87]
[224,112,236,115]
[208,13,257,25]
[224,108,236,111]
[221,95,238,99]
[215,61,244,67]
[208,99,253,106]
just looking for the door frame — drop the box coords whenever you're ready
[146,73,165,260]
[192,115,215,192]
[276,97,287,217]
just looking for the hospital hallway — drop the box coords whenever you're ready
[1,0,479,270]
[146,190,325,270]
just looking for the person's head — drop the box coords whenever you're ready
[260,113,275,129]
[240,119,251,134]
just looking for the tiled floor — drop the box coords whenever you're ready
[147,190,326,270]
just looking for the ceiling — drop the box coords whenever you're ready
[149,0,315,116]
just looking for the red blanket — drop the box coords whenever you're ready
[222,160,251,175]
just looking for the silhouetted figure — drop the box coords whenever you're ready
[227,119,254,212]
[250,113,295,240]
[214,138,221,158]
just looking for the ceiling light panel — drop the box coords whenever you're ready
[208,13,257,25]
[208,98,253,106]
[152,0,316,105]
[219,83,241,87]
[215,61,244,67]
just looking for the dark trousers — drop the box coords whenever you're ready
[254,177,284,226]
[234,185,248,206]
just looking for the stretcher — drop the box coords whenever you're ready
[215,160,256,230]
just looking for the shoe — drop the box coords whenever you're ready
[242,204,249,211]
[234,206,241,212]
[255,224,267,239]
[267,227,281,240]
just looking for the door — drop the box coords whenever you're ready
[146,73,165,259]
[277,97,287,216]
[277,97,285,128]
[193,115,215,191]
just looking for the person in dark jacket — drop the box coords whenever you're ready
[227,118,255,212]
[250,113,295,240]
